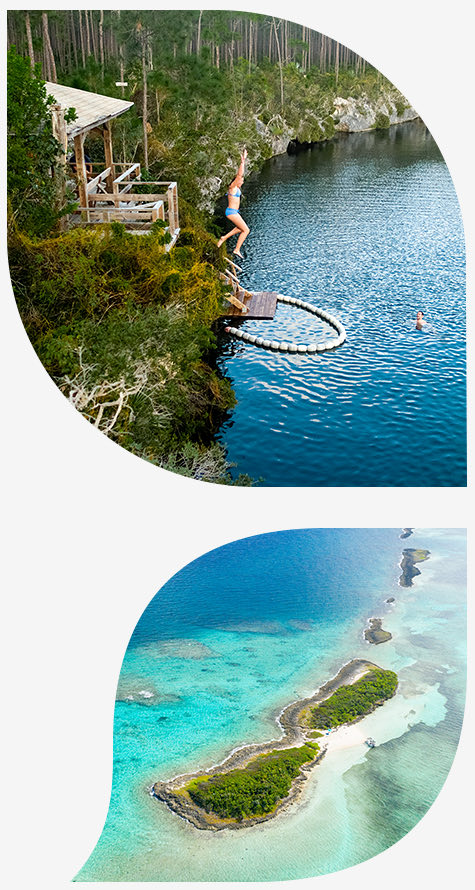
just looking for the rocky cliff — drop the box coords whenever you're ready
[203,88,419,211]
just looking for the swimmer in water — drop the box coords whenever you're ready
[217,149,250,259]
[415,311,426,330]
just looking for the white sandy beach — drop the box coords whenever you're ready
[322,723,368,753]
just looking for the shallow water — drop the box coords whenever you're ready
[215,122,466,486]
[77,528,466,881]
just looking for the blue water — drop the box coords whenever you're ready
[216,122,466,486]
[77,528,466,881]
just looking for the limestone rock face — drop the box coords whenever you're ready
[254,114,294,156]
[199,92,419,210]
[332,94,418,132]
[199,175,224,213]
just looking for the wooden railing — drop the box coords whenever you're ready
[86,167,112,198]
[75,199,165,224]
[112,163,141,196]
[111,175,179,235]
[71,162,179,245]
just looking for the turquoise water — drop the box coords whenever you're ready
[76,528,466,881]
[216,122,466,486]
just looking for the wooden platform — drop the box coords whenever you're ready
[221,291,278,320]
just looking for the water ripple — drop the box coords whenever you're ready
[217,122,466,486]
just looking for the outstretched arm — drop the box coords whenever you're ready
[237,148,248,177]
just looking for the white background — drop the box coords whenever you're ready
[1,2,473,888]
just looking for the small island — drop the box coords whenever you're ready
[399,548,430,587]
[152,660,398,830]
[364,618,392,645]
[386,597,395,604]
[400,528,413,539]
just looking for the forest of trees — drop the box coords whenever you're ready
[186,743,320,821]
[310,669,398,730]
[8,10,367,86]
[7,43,247,483]
[7,10,385,195]
[7,12,401,483]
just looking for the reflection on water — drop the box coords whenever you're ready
[216,122,466,486]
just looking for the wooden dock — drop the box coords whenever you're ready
[221,290,278,320]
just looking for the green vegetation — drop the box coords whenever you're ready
[395,98,408,116]
[7,12,409,210]
[310,669,398,730]
[186,743,319,821]
[399,549,430,587]
[7,12,410,480]
[7,47,75,236]
[373,112,390,130]
[406,549,430,562]
[8,211,251,480]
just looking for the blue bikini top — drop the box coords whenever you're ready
[228,187,241,197]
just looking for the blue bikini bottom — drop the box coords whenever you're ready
[225,207,241,217]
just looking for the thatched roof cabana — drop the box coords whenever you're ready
[46,81,133,204]
[46,82,179,242]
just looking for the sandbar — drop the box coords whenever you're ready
[152,658,393,831]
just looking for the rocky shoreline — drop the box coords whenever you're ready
[152,658,383,831]
[364,618,392,645]
[204,90,419,211]
[399,548,430,587]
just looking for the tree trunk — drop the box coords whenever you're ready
[70,11,78,68]
[272,18,284,112]
[90,10,98,61]
[197,10,202,55]
[85,9,91,58]
[25,12,35,69]
[139,24,149,170]
[54,20,66,71]
[42,13,57,82]
[116,11,125,96]
[335,41,340,87]
[79,10,86,67]
[99,10,104,79]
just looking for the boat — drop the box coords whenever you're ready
[365,737,376,748]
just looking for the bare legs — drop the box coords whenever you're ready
[217,227,239,248]
[217,214,250,258]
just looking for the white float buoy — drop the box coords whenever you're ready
[225,294,346,355]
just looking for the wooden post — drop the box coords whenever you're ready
[74,133,89,220]
[102,122,114,191]
[51,104,68,229]
[51,104,68,163]
[167,182,179,234]
[172,183,179,231]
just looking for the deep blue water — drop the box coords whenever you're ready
[77,528,466,881]
[216,121,466,486]
[129,527,400,645]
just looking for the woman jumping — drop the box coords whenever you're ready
[217,149,250,259]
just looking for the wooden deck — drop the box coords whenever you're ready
[221,291,278,320]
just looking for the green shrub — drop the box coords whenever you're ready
[394,97,408,116]
[311,669,398,730]
[8,217,238,477]
[187,744,319,820]
[373,112,390,130]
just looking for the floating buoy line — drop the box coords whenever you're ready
[220,257,347,354]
